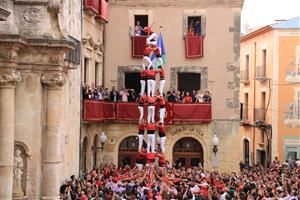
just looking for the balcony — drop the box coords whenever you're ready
[256,65,267,81]
[131,36,147,58]
[83,100,212,124]
[185,36,204,58]
[240,70,250,84]
[284,103,300,128]
[240,108,250,125]
[83,0,100,15]
[285,63,300,83]
[95,0,109,23]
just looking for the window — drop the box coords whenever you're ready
[125,72,141,95]
[261,92,266,110]
[244,93,249,119]
[95,62,100,86]
[245,54,249,80]
[286,147,297,160]
[178,73,201,93]
[134,15,148,33]
[84,58,89,84]
[262,49,267,77]
[187,16,201,36]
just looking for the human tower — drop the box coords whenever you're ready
[135,26,167,168]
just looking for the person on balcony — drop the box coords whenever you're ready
[109,86,120,102]
[119,88,129,102]
[156,122,166,153]
[147,95,156,124]
[147,122,156,153]
[134,21,143,36]
[158,66,165,96]
[156,94,166,123]
[183,91,192,103]
[147,66,157,97]
[137,120,145,151]
[137,93,147,124]
[194,20,201,36]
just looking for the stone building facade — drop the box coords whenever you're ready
[81,0,244,173]
[0,0,81,199]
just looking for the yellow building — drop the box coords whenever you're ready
[240,17,300,166]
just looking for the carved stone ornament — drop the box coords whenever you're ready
[41,73,65,87]
[23,8,42,23]
[0,71,21,85]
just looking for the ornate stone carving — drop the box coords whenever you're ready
[41,73,65,87]
[23,8,42,23]
[0,71,21,85]
[13,150,24,197]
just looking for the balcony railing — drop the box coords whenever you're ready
[284,103,300,128]
[254,108,267,122]
[185,36,204,58]
[83,100,212,124]
[132,36,147,58]
[240,70,250,83]
[256,65,267,80]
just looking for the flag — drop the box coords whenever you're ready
[151,32,167,68]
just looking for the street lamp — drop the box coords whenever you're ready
[99,131,107,153]
[212,134,219,156]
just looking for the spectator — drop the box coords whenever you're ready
[196,90,204,103]
[109,86,120,102]
[192,90,197,102]
[167,90,176,102]
[103,88,109,101]
[175,90,182,102]
[194,20,201,36]
[183,91,192,103]
[134,21,143,36]
[203,91,212,103]
[128,89,136,102]
[188,21,195,36]
[119,88,129,102]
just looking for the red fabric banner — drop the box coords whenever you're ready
[102,102,115,119]
[116,103,140,121]
[185,36,204,58]
[83,100,104,121]
[132,36,147,57]
[173,103,211,122]
[100,0,108,22]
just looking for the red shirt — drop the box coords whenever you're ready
[138,123,145,131]
[158,124,166,133]
[138,95,146,105]
[154,48,161,56]
[157,96,166,106]
[146,69,157,79]
[183,96,192,103]
[147,123,156,131]
[141,70,147,78]
[136,151,147,160]
[146,152,156,163]
[157,153,166,165]
[144,47,152,56]
[158,68,165,78]
[147,96,156,105]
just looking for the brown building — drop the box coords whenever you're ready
[81,0,244,173]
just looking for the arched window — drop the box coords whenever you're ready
[118,136,139,167]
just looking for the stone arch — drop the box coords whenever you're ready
[92,134,99,168]
[242,138,250,163]
[112,133,137,167]
[14,141,30,197]
[118,135,139,168]
[167,132,209,169]
[82,136,89,172]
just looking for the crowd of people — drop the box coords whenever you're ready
[59,157,300,200]
[82,84,212,104]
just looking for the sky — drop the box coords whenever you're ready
[241,0,300,33]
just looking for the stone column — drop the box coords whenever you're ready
[0,71,21,200]
[41,73,65,200]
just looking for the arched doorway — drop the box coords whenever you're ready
[118,136,139,168]
[243,139,250,163]
[173,137,203,168]
[82,137,88,172]
[92,134,99,168]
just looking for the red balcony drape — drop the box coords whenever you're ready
[132,36,147,58]
[84,0,99,14]
[185,36,204,58]
[102,102,115,119]
[173,103,211,122]
[99,0,109,22]
[83,100,104,121]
